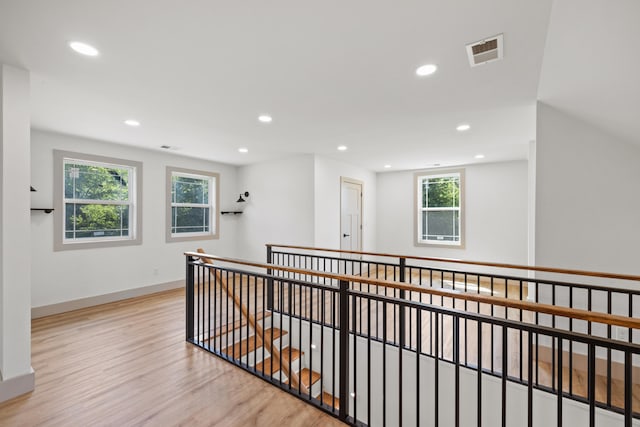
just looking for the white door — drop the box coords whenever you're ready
[340,178,362,252]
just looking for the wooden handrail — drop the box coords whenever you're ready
[266,243,640,283]
[195,249,309,395]
[186,251,640,331]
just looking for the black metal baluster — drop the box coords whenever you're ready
[491,277,495,373]
[588,344,595,427]
[557,337,563,427]
[454,316,460,427]
[435,312,439,427]
[298,283,302,395]
[477,320,482,427]
[383,300,387,427]
[569,286,573,395]
[212,262,217,352]
[607,290,612,406]
[186,256,195,342]
[368,293,372,425]
[527,331,533,427]
[267,245,274,311]
[352,291,357,420]
[309,285,314,399]
[624,351,632,427]
[320,287,325,408]
[502,325,507,427]
[519,280,523,381]
[196,264,201,345]
[417,309,422,427]
[339,280,350,421]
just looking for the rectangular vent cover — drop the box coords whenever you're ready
[466,34,503,67]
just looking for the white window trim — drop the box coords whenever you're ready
[166,167,220,243]
[53,150,143,251]
[414,169,465,249]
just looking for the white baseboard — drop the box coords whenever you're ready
[0,368,35,404]
[31,280,184,319]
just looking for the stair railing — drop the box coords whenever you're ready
[186,250,640,427]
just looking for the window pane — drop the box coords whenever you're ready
[172,176,209,204]
[426,177,459,208]
[65,203,130,239]
[424,210,460,242]
[65,163,129,201]
[172,206,210,234]
[421,179,428,208]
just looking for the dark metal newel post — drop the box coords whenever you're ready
[266,245,274,310]
[339,279,350,421]
[399,257,406,348]
[186,255,195,341]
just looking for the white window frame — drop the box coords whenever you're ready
[414,169,465,248]
[166,167,219,243]
[53,150,143,251]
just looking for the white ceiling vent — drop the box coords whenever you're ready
[466,34,503,67]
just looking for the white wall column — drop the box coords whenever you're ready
[0,64,34,402]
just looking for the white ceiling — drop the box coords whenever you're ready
[0,0,553,171]
[538,0,640,146]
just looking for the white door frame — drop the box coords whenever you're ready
[340,177,363,252]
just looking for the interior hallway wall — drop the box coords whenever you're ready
[376,161,529,265]
[30,129,238,308]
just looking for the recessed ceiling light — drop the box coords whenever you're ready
[69,41,99,57]
[337,145,348,151]
[384,164,392,169]
[415,64,437,77]
[258,115,273,123]
[475,154,485,159]
[456,124,471,132]
[124,119,140,127]
[238,148,249,153]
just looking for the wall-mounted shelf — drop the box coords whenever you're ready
[31,208,54,214]
[221,211,243,215]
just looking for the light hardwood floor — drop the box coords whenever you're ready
[0,288,345,427]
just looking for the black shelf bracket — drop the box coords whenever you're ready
[221,211,243,215]
[31,208,54,214]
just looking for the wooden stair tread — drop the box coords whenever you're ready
[221,336,262,358]
[222,328,286,359]
[209,311,272,339]
[299,368,321,387]
[284,368,321,388]
[255,348,301,374]
[319,392,339,410]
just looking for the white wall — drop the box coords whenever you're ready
[535,102,640,275]
[236,154,316,263]
[314,156,376,251]
[30,129,238,308]
[376,161,528,264]
[0,64,33,399]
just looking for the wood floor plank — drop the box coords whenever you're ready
[0,288,344,427]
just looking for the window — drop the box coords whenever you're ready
[166,167,219,242]
[54,151,142,251]
[415,169,464,247]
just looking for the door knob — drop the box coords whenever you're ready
[343,233,350,237]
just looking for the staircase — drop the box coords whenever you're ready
[209,311,338,409]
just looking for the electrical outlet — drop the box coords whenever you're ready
[615,326,630,341]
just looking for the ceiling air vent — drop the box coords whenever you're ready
[466,34,503,67]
